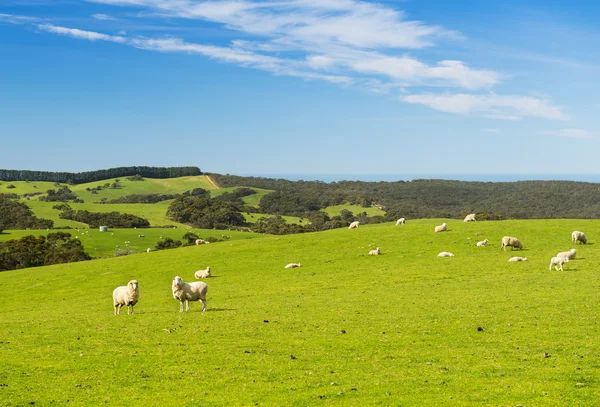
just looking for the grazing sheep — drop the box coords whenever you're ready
[146,248,151,253]
[463,213,476,222]
[396,218,406,225]
[438,251,454,257]
[195,239,210,245]
[434,223,447,233]
[172,276,208,312]
[508,256,528,262]
[112,280,140,315]
[284,263,302,269]
[549,256,569,271]
[348,221,360,229]
[369,247,380,256]
[572,231,587,245]
[476,238,489,247]
[500,236,522,251]
[194,266,211,279]
[557,249,576,260]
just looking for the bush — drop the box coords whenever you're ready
[155,238,182,250]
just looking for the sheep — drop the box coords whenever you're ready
[434,223,447,233]
[112,280,140,315]
[476,238,489,247]
[572,231,587,245]
[195,239,210,245]
[549,256,569,271]
[194,266,211,279]
[557,249,576,260]
[172,276,208,312]
[463,213,476,222]
[146,248,151,253]
[368,247,380,256]
[500,236,522,251]
[438,251,454,257]
[396,218,406,225]
[508,256,528,262]
[284,263,302,269]
[348,221,360,229]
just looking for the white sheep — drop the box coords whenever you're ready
[348,221,360,229]
[369,247,380,256]
[172,276,208,312]
[476,238,489,247]
[438,251,454,257]
[508,256,528,262]
[572,231,587,245]
[146,248,151,253]
[194,266,211,279]
[112,280,140,315]
[396,218,406,225]
[195,239,210,245]
[500,236,522,251]
[549,256,569,271]
[463,213,476,222]
[434,223,447,233]
[284,263,302,269]
[557,249,576,260]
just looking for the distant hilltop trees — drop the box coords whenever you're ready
[0,166,202,184]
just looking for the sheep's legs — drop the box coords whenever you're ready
[201,299,207,312]
[185,300,190,311]
[179,301,185,312]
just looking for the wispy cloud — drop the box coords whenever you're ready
[402,93,568,121]
[37,24,127,43]
[92,13,118,21]
[539,128,598,138]
[0,13,40,24]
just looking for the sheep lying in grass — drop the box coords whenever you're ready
[172,276,208,312]
[549,256,569,271]
[195,239,210,245]
[285,263,301,269]
[572,231,587,245]
[438,251,454,257]
[396,218,406,225]
[476,239,489,247]
[501,236,522,251]
[194,266,211,279]
[112,280,140,315]
[463,213,476,222]
[434,223,447,233]
[369,247,380,256]
[348,221,360,229]
[508,256,528,262]
[556,249,576,261]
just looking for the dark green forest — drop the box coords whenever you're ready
[0,166,201,184]
[210,174,600,219]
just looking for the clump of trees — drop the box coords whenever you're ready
[155,237,182,250]
[167,196,246,229]
[0,197,54,232]
[105,193,180,204]
[39,186,83,203]
[59,209,150,228]
[0,232,90,271]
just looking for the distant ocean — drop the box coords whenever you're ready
[239,174,600,183]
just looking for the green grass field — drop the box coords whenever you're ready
[2,219,599,405]
[323,203,385,218]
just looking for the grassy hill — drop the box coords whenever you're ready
[1,219,599,405]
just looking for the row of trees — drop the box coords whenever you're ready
[0,197,54,232]
[0,232,90,271]
[0,166,202,184]
[59,210,150,228]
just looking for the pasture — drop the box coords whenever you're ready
[323,203,385,218]
[1,219,599,405]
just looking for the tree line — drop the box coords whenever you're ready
[0,166,202,184]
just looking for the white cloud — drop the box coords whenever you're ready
[92,13,118,21]
[0,13,39,24]
[37,24,127,43]
[402,93,568,121]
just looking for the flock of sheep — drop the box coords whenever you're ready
[113,213,589,315]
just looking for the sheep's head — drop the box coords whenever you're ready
[172,276,183,289]
[128,280,139,292]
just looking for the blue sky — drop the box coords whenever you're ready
[1,0,599,178]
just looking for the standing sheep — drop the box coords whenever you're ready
[476,239,489,247]
[434,223,447,233]
[194,266,211,279]
[396,218,406,225]
[348,221,360,229]
[572,231,587,245]
[369,247,380,255]
[112,280,140,315]
[172,276,208,312]
[500,236,522,251]
[463,213,476,222]
[549,256,569,271]
[556,249,576,260]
